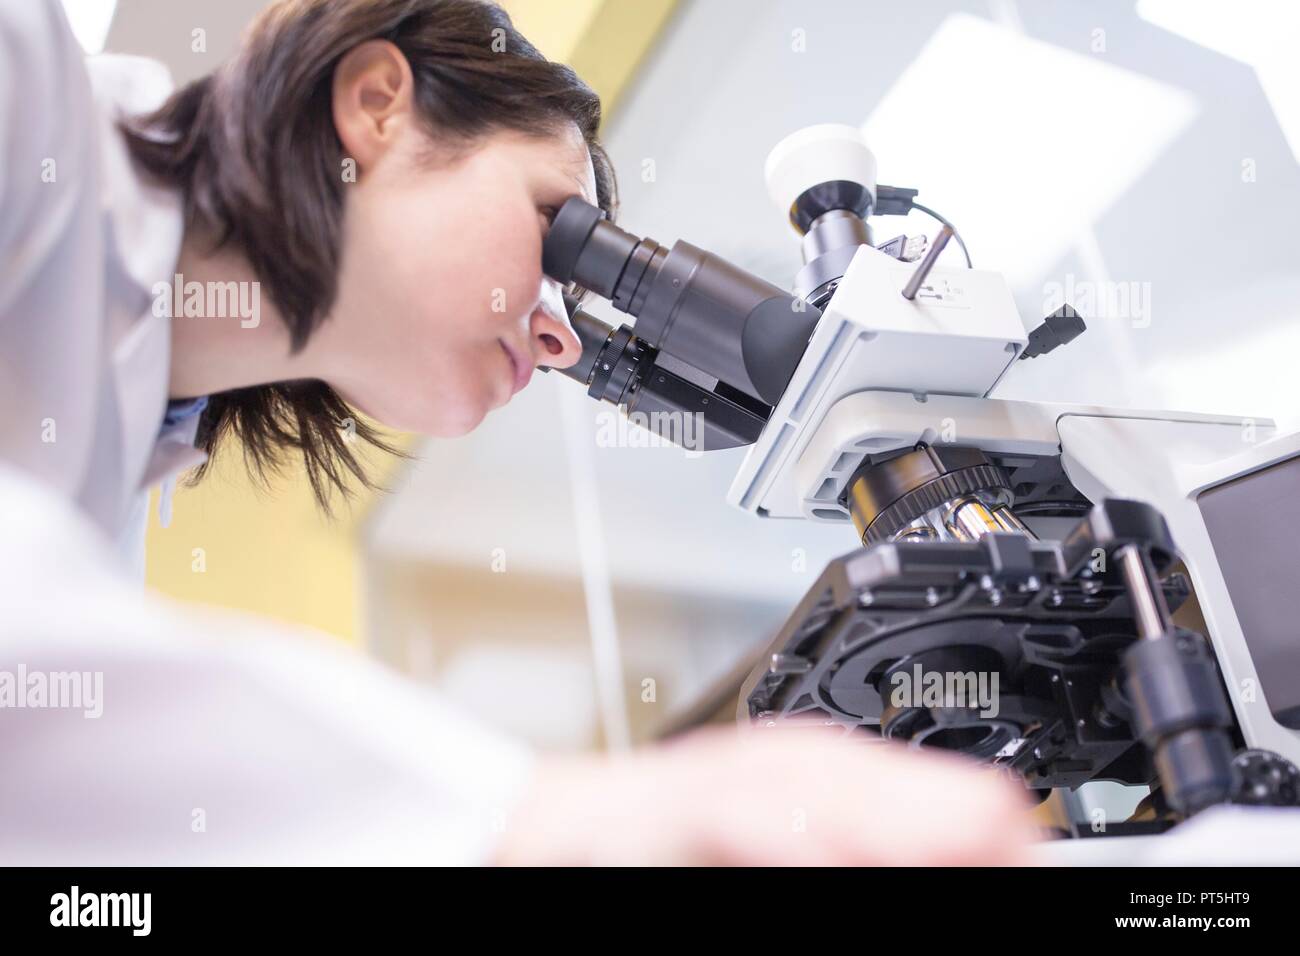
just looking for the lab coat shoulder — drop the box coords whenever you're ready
[0,0,108,508]
[0,0,194,566]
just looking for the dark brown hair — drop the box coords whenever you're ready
[122,0,618,508]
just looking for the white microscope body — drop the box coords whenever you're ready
[728,125,1300,776]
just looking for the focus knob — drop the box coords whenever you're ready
[1232,748,1300,806]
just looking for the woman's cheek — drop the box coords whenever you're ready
[491,216,546,315]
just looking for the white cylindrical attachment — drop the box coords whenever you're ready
[764,124,878,221]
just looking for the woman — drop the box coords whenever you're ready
[0,0,1036,864]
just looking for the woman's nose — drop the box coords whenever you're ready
[530,288,584,370]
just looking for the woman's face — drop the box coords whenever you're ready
[321,89,597,436]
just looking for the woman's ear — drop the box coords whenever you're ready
[332,39,415,172]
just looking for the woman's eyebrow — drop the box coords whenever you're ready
[562,161,594,203]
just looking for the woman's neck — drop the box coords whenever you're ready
[167,228,325,399]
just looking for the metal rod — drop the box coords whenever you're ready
[901,224,954,300]
[1117,544,1172,639]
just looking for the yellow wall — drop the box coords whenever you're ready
[144,438,390,641]
[144,0,679,641]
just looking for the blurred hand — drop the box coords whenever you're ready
[494,726,1039,865]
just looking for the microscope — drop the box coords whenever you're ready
[541,123,1300,832]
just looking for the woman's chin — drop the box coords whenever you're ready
[417,402,492,438]
[341,383,497,438]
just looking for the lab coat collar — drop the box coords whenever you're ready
[86,54,200,518]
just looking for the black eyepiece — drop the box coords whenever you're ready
[541,196,606,284]
[540,197,821,411]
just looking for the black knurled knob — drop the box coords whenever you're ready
[1232,749,1300,807]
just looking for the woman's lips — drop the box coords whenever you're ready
[499,339,534,396]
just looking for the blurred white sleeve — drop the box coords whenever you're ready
[0,462,537,864]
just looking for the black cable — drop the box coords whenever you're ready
[911,201,972,268]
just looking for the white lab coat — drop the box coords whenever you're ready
[0,0,533,864]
